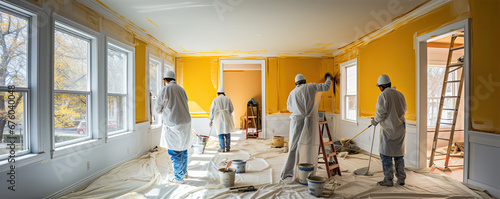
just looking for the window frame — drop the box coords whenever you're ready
[105,37,135,138]
[147,54,162,128]
[52,17,99,149]
[340,58,358,123]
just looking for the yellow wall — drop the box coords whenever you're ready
[469,0,500,134]
[177,57,335,117]
[269,57,334,114]
[176,57,220,118]
[135,39,148,123]
[334,0,470,122]
[223,70,262,128]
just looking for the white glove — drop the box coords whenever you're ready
[370,117,378,126]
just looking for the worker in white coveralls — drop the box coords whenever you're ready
[370,74,407,187]
[280,73,332,181]
[209,87,235,153]
[155,71,191,184]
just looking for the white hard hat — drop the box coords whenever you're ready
[217,87,225,93]
[165,71,175,79]
[376,74,391,86]
[295,74,306,83]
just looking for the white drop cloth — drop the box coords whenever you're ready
[62,133,492,199]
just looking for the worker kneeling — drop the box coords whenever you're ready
[280,73,332,182]
[209,87,235,153]
[371,74,407,187]
[155,71,191,184]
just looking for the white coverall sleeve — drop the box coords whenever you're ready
[315,79,332,92]
[154,88,166,115]
[374,94,388,123]
[287,92,293,112]
[229,98,234,114]
[209,99,215,121]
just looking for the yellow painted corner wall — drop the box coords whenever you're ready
[469,0,500,134]
[176,57,219,118]
[177,57,334,117]
[267,57,334,114]
[334,0,470,122]
[135,39,148,123]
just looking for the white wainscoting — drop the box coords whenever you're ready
[466,131,500,198]
[332,114,418,168]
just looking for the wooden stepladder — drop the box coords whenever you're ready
[318,116,341,178]
[429,32,465,171]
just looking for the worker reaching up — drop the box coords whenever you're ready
[371,74,407,187]
[155,71,191,184]
[209,87,235,153]
[280,73,332,181]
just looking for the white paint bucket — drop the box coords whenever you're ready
[232,160,246,173]
[307,176,326,197]
[218,168,236,187]
[298,163,314,185]
[192,144,204,154]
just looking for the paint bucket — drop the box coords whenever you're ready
[298,163,315,185]
[197,135,208,145]
[218,168,236,187]
[272,136,284,148]
[307,176,326,197]
[232,160,246,173]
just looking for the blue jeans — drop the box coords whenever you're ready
[218,134,231,150]
[380,154,406,183]
[168,149,188,181]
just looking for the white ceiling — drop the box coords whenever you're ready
[99,0,427,56]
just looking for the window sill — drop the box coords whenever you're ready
[341,119,358,125]
[53,139,102,159]
[0,153,44,173]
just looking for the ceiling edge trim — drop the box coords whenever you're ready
[332,0,451,57]
[77,0,177,55]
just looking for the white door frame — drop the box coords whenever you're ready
[220,60,267,138]
[415,19,470,181]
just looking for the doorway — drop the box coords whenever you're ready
[219,60,266,138]
[416,19,470,182]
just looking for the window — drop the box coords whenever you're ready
[149,58,160,126]
[427,65,460,127]
[107,43,132,135]
[53,23,94,146]
[341,59,357,122]
[0,9,30,159]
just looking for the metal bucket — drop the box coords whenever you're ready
[218,168,236,187]
[232,160,246,173]
[307,176,326,197]
[298,163,315,185]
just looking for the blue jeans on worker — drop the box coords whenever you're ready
[168,149,188,182]
[218,134,231,151]
[380,154,406,183]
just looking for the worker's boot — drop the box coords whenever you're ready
[377,180,393,187]
[226,146,230,152]
[218,148,225,153]
[397,179,405,186]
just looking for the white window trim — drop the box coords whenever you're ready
[105,37,135,141]
[51,14,103,157]
[340,58,358,124]
[147,53,162,129]
[0,0,47,170]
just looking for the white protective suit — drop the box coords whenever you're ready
[373,87,407,157]
[280,78,332,180]
[209,95,235,135]
[155,81,192,151]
